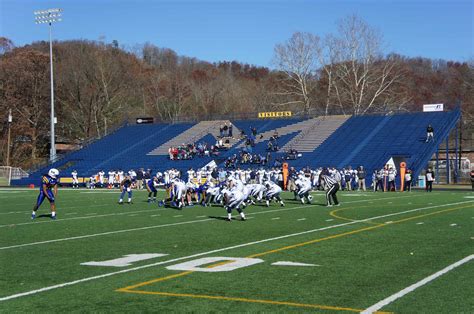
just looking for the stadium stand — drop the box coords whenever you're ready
[11,109,460,188]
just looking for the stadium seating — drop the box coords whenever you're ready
[12,109,460,187]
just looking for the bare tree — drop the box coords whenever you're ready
[273,32,321,115]
[330,15,406,115]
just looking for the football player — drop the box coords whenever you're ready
[32,168,59,220]
[119,175,133,204]
[264,181,285,207]
[146,176,159,203]
[295,175,313,204]
[222,187,246,221]
[71,169,79,189]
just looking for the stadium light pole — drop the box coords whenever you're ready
[34,8,62,163]
[6,109,12,167]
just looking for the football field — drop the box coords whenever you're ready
[0,188,473,313]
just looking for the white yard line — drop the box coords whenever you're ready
[362,254,474,314]
[0,195,403,227]
[0,201,473,302]
[0,209,167,228]
[1,200,472,251]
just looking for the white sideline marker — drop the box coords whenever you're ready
[416,222,424,225]
[297,218,306,221]
[362,254,474,314]
[271,217,280,220]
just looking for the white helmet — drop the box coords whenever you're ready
[48,168,59,178]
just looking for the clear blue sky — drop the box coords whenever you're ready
[1,0,472,67]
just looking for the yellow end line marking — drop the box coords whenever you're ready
[117,288,392,313]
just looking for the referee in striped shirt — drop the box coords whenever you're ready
[319,168,340,207]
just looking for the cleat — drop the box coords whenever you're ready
[51,215,57,220]
[31,212,36,220]
[280,202,285,207]
[118,202,124,205]
[327,204,333,207]
[241,217,246,221]
[158,200,164,207]
[226,218,232,222]
[335,204,341,207]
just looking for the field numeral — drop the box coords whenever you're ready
[166,257,264,272]
[81,253,167,267]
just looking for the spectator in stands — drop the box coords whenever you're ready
[229,124,233,138]
[251,126,257,137]
[425,124,434,143]
[404,169,412,192]
[357,166,366,191]
[425,168,435,192]
[273,130,279,139]
[223,123,229,137]
[286,148,298,160]
[267,136,279,151]
[219,124,224,138]
[470,169,474,191]
[216,138,223,149]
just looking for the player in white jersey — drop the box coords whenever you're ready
[71,170,79,189]
[98,170,105,188]
[257,168,265,184]
[295,175,313,204]
[203,184,221,207]
[108,170,116,189]
[246,183,266,204]
[117,170,124,188]
[89,175,96,189]
[264,181,285,207]
[222,188,246,221]
[169,179,186,209]
[187,168,196,183]
[196,170,203,184]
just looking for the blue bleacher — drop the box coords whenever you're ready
[12,110,459,186]
[284,109,460,186]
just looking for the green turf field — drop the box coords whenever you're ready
[0,188,473,313]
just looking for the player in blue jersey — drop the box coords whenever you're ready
[146,176,159,203]
[119,175,133,204]
[32,168,59,220]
